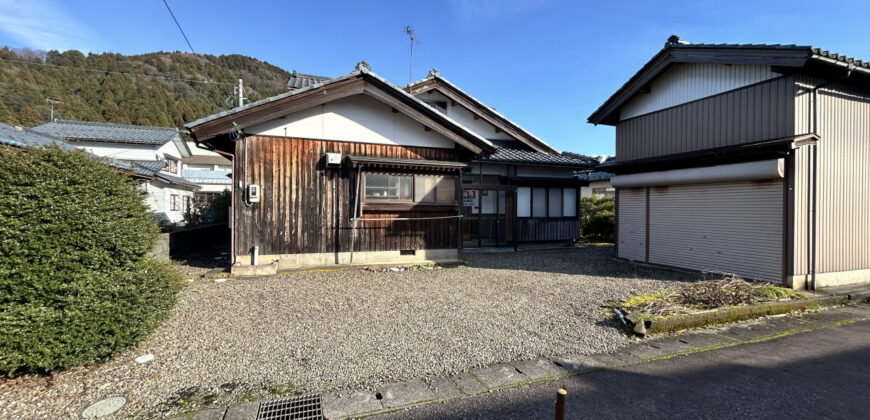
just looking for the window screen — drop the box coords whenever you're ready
[563,188,577,217]
[548,187,562,218]
[517,187,530,217]
[532,187,546,217]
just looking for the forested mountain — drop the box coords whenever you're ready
[0,47,296,127]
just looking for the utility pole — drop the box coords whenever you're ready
[45,97,62,121]
[237,79,245,107]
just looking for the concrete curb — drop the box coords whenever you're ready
[175,303,870,420]
[643,293,848,335]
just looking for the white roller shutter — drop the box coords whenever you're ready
[648,180,782,282]
[617,188,646,262]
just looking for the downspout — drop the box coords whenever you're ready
[807,63,854,290]
[194,139,237,266]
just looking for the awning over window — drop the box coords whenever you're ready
[347,155,468,172]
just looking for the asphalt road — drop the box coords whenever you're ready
[376,318,870,420]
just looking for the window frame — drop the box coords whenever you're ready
[361,171,459,210]
[516,186,579,220]
[170,194,180,211]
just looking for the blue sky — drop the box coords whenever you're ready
[1,0,869,156]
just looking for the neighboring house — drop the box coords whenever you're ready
[186,62,596,271]
[182,143,232,203]
[570,155,615,198]
[588,36,870,289]
[408,69,597,246]
[32,119,199,224]
[287,71,331,90]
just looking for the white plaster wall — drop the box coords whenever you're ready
[247,94,456,149]
[140,181,194,223]
[70,141,162,161]
[580,181,613,198]
[620,63,778,120]
[415,90,514,141]
[197,184,230,193]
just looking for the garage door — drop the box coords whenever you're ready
[648,180,782,282]
[617,188,646,262]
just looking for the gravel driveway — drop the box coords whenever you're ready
[0,246,695,418]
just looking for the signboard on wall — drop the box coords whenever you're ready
[463,190,478,207]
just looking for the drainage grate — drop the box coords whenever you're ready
[257,394,324,420]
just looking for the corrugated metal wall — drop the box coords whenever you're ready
[793,77,870,275]
[617,188,646,261]
[616,76,795,161]
[621,63,778,120]
[649,180,783,282]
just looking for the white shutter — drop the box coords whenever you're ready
[617,188,647,261]
[648,180,782,282]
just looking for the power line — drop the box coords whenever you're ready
[161,0,196,54]
[0,56,234,85]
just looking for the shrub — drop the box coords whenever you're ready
[0,146,184,376]
[581,196,614,242]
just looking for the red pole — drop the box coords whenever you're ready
[555,388,567,420]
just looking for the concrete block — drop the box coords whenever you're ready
[472,363,530,389]
[377,379,437,409]
[427,376,463,400]
[322,391,382,419]
[550,354,603,374]
[450,372,487,395]
[511,358,568,380]
[190,408,225,420]
[231,261,279,276]
[223,402,259,420]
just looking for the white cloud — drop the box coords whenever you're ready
[0,0,103,52]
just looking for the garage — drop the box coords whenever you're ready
[614,160,784,283]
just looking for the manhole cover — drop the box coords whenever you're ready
[257,394,323,420]
[82,396,126,418]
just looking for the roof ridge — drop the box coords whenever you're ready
[49,119,179,132]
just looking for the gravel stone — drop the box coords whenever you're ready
[0,246,694,418]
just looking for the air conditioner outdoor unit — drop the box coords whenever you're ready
[324,153,341,167]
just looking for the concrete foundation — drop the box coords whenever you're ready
[233,248,460,271]
[787,268,870,289]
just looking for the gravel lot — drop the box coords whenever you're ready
[0,245,695,418]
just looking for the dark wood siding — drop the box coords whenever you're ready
[233,135,460,256]
[615,76,796,161]
[516,218,580,242]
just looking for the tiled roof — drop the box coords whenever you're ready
[183,155,231,165]
[113,159,166,177]
[182,170,232,184]
[576,171,613,182]
[155,171,199,189]
[33,119,181,145]
[665,39,870,69]
[287,71,332,89]
[0,122,67,148]
[478,146,598,168]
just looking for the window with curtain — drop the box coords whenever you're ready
[532,187,547,217]
[548,187,562,217]
[517,187,531,217]
[515,186,578,218]
[365,173,456,203]
[563,188,577,217]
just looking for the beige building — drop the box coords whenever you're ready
[589,36,870,289]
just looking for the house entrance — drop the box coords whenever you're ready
[461,188,514,248]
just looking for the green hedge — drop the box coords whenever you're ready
[0,146,184,376]
[581,196,615,243]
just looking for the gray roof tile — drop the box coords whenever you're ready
[0,122,67,148]
[182,170,232,184]
[287,71,331,89]
[478,146,597,167]
[33,119,181,145]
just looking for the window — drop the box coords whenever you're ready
[516,187,577,218]
[563,188,577,217]
[593,187,616,198]
[166,159,178,174]
[517,187,531,217]
[170,194,179,211]
[364,173,456,203]
[532,187,547,217]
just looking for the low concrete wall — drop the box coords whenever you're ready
[788,269,870,289]
[233,248,460,271]
[151,223,229,259]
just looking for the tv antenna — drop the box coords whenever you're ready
[405,25,419,85]
[45,97,62,121]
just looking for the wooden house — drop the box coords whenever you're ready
[187,63,595,272]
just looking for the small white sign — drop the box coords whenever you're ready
[463,190,478,207]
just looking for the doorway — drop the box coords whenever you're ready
[462,188,514,248]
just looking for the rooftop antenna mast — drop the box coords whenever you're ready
[405,25,419,85]
[45,97,62,121]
